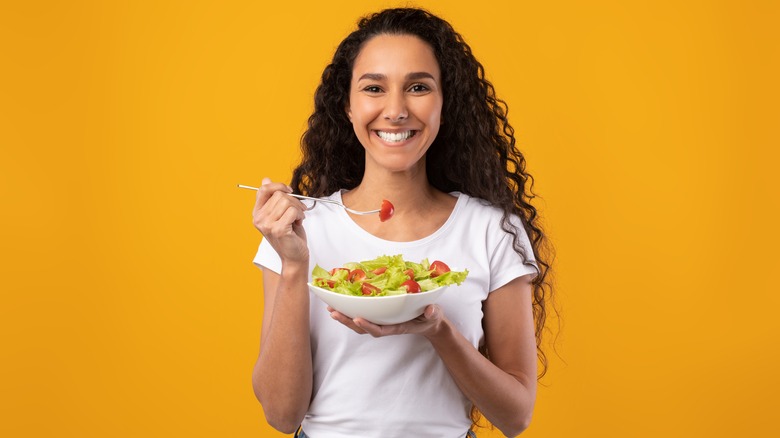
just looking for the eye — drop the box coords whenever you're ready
[362,85,383,93]
[409,83,430,93]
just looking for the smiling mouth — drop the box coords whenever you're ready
[375,130,417,143]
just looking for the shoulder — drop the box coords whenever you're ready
[454,192,517,227]
[449,193,538,290]
[452,192,534,257]
[448,193,518,247]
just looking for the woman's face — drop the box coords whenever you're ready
[347,34,443,174]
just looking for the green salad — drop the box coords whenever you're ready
[311,254,468,297]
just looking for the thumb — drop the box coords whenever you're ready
[424,305,439,320]
[262,177,272,185]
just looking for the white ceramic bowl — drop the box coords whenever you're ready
[308,283,449,325]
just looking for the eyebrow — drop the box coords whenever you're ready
[357,72,436,81]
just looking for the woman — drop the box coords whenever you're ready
[251,7,553,438]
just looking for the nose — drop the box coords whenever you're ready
[383,91,407,122]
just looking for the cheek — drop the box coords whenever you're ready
[422,101,443,126]
[349,98,381,124]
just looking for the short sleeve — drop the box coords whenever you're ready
[253,238,282,274]
[488,216,539,292]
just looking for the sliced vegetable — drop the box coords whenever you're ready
[311,254,468,297]
[362,283,380,296]
[402,279,421,293]
[330,267,350,276]
[379,199,394,222]
[348,269,366,282]
[429,260,451,278]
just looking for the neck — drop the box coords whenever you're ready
[344,163,438,215]
[341,159,458,241]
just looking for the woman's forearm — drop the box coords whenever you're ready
[252,264,313,433]
[425,320,536,437]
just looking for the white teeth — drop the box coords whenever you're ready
[377,130,415,142]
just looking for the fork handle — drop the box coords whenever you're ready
[238,185,341,206]
[237,185,379,215]
[287,193,343,207]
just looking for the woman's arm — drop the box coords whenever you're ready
[250,179,313,434]
[252,267,312,433]
[332,274,537,437]
[429,276,537,436]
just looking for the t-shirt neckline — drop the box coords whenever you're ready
[333,190,466,247]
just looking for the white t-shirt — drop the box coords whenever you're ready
[253,191,537,438]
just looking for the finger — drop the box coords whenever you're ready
[423,305,439,320]
[254,191,306,232]
[329,310,366,334]
[260,189,307,217]
[254,178,293,213]
[279,204,306,228]
[260,205,305,239]
[353,318,396,337]
[253,191,282,233]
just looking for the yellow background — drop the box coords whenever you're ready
[2,0,778,436]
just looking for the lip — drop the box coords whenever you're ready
[373,128,419,133]
[372,130,418,146]
[372,129,420,145]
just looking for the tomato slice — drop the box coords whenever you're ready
[372,267,387,275]
[348,269,366,282]
[429,260,451,278]
[402,279,421,293]
[329,267,350,276]
[379,199,394,222]
[361,282,381,296]
[404,268,415,281]
[314,278,331,288]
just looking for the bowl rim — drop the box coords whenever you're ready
[307,282,446,300]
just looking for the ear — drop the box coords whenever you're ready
[346,106,352,120]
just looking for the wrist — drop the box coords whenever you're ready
[280,260,309,280]
[424,314,454,343]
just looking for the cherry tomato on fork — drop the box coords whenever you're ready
[379,200,394,222]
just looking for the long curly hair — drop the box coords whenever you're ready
[290,6,556,427]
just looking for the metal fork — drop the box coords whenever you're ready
[237,184,381,215]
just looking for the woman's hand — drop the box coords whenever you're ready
[327,304,446,339]
[252,177,309,265]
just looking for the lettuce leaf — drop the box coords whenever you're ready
[311,255,469,296]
